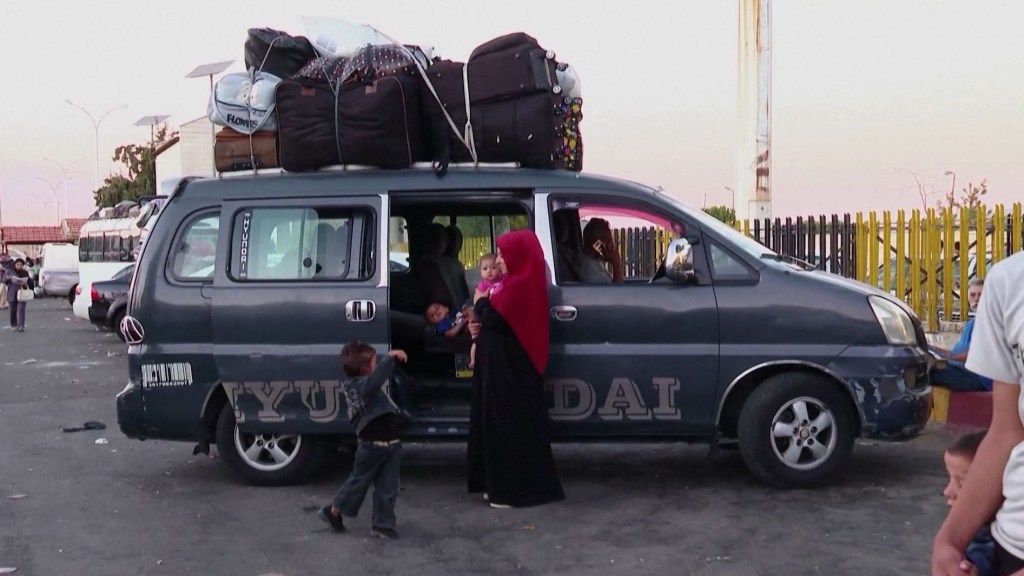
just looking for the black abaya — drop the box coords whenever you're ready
[467,297,564,507]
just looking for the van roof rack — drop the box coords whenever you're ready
[214,162,523,179]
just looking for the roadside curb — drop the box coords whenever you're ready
[929,386,991,430]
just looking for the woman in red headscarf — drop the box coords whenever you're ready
[467,230,564,508]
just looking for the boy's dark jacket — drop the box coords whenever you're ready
[342,355,399,435]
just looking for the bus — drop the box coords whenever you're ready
[72,202,144,320]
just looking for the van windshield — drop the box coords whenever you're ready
[653,189,776,259]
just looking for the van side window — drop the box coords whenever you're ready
[230,207,371,281]
[171,213,220,281]
[550,200,685,284]
[708,241,756,281]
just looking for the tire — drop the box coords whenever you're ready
[68,286,77,305]
[111,309,127,342]
[214,404,323,486]
[737,372,857,489]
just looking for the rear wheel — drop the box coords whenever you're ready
[737,372,856,488]
[68,286,77,305]
[111,309,127,342]
[214,404,323,486]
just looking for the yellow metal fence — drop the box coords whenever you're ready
[737,203,1024,330]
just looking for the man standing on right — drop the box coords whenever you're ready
[932,252,1024,575]
[931,278,993,392]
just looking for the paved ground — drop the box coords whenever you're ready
[1,299,955,576]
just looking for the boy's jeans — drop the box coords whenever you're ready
[333,441,401,529]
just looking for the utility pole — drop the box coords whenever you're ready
[736,0,772,224]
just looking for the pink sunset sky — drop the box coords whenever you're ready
[1,0,1022,225]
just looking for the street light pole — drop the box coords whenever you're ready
[43,157,83,221]
[34,177,61,223]
[65,101,128,191]
[944,170,957,203]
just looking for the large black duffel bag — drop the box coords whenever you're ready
[244,28,318,79]
[275,79,339,172]
[276,71,428,172]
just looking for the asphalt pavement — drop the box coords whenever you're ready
[1,298,955,576]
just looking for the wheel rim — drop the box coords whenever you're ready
[233,427,303,472]
[770,396,838,471]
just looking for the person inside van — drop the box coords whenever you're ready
[930,278,992,392]
[576,218,624,284]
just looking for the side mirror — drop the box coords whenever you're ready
[136,202,159,229]
[664,238,696,284]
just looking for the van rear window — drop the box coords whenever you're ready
[230,207,371,282]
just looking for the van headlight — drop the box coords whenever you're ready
[869,296,917,346]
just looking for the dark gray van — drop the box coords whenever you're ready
[116,168,932,488]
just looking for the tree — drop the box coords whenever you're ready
[703,205,736,226]
[894,168,940,211]
[93,126,169,208]
[943,178,988,211]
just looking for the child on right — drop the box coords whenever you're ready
[474,253,504,298]
[943,429,994,576]
[468,254,505,368]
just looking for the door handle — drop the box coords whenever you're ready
[551,305,577,322]
[345,300,376,322]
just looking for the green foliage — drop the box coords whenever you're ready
[93,126,168,208]
[703,205,737,226]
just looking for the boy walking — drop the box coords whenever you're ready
[320,341,407,539]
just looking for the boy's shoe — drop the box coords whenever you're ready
[371,526,400,540]
[318,506,346,532]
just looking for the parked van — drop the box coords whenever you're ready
[38,243,80,302]
[116,168,932,488]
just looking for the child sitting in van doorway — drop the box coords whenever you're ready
[944,429,995,576]
[425,302,473,338]
[319,341,407,540]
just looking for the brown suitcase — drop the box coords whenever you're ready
[214,128,279,172]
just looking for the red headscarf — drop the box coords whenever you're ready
[490,230,550,374]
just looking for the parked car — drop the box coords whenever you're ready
[88,264,134,340]
[38,242,80,303]
[116,168,932,489]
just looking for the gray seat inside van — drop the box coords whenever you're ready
[419,223,470,310]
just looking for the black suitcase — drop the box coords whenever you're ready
[275,79,340,172]
[421,58,583,172]
[465,33,559,103]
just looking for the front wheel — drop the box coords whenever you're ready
[214,404,323,486]
[737,373,857,488]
